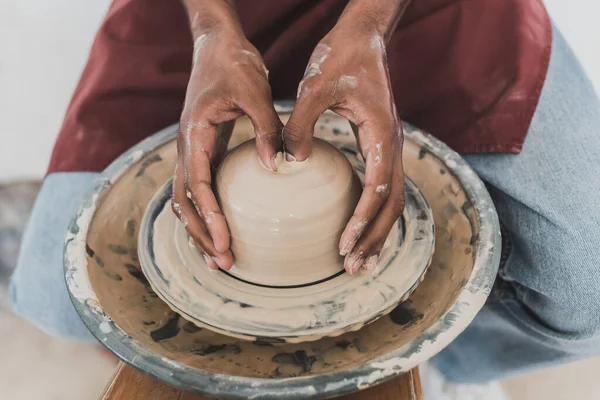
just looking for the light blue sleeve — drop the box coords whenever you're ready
[10,172,100,342]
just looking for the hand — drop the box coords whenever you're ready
[173,10,282,271]
[283,4,408,275]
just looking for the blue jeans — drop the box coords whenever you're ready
[433,25,600,383]
[10,25,600,382]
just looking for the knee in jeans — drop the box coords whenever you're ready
[527,222,600,340]
[9,278,93,342]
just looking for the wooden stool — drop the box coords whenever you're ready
[101,362,422,400]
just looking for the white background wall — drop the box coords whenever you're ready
[0,1,111,180]
[0,0,598,181]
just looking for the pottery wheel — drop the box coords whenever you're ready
[64,105,500,399]
[139,171,434,342]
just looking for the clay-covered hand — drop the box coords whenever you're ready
[173,2,282,271]
[283,0,410,275]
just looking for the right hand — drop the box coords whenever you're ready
[173,25,282,271]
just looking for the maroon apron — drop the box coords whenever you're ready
[48,0,551,173]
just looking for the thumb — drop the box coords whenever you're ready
[283,93,329,161]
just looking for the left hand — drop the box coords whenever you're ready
[282,12,405,275]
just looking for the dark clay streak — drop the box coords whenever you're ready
[150,313,180,342]
[142,321,156,326]
[461,200,474,217]
[94,255,104,267]
[192,344,225,355]
[335,340,352,349]
[129,249,139,263]
[85,244,95,258]
[389,302,424,326]
[105,271,123,281]
[272,350,318,373]
[85,244,105,267]
[339,146,358,156]
[192,344,241,356]
[182,322,201,333]
[124,263,150,287]
[253,337,286,346]
[126,218,136,237]
[418,148,428,160]
[108,244,128,254]
[135,154,163,177]
[417,210,429,220]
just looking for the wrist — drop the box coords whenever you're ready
[182,0,243,39]
[337,0,411,43]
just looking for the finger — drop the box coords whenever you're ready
[183,197,234,270]
[339,119,396,256]
[345,147,405,275]
[236,79,283,171]
[173,162,234,269]
[180,122,231,253]
[189,238,220,271]
[203,253,220,271]
[283,89,331,161]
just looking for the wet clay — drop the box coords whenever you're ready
[73,112,494,390]
[215,138,361,286]
[139,170,432,342]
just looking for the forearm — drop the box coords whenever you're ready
[338,0,412,43]
[181,0,243,38]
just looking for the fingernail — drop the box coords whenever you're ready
[285,152,297,162]
[212,256,224,270]
[201,254,216,270]
[345,252,365,275]
[363,254,379,273]
[203,254,220,271]
[339,219,368,256]
[189,237,197,247]
[269,154,278,172]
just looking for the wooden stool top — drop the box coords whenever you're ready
[101,362,422,400]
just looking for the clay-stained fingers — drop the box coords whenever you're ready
[236,79,283,171]
[172,163,234,270]
[283,88,331,161]
[188,237,220,271]
[179,115,232,253]
[338,119,397,257]
[344,148,405,274]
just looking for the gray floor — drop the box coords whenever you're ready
[0,182,115,399]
